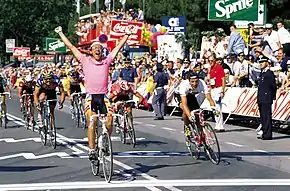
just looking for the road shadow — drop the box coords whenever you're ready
[5,124,21,129]
[223,128,252,133]
[136,140,167,147]
[0,165,57,172]
[272,135,290,140]
[122,161,200,178]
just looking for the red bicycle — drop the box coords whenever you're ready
[184,108,221,165]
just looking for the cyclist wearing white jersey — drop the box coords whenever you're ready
[175,71,215,125]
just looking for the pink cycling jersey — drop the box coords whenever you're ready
[80,54,113,94]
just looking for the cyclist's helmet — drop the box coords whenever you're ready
[25,75,33,82]
[42,70,53,82]
[119,80,130,91]
[70,71,79,79]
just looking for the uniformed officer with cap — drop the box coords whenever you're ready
[119,58,138,88]
[152,63,169,120]
[257,56,277,140]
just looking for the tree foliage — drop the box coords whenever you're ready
[1,0,290,60]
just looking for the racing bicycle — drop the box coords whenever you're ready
[21,94,35,131]
[0,92,10,129]
[184,108,221,165]
[39,99,59,149]
[113,100,137,148]
[89,113,115,183]
[71,92,87,129]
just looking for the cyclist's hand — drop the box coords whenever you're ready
[55,26,62,34]
[36,105,41,111]
[58,104,63,110]
[9,95,12,99]
[189,115,195,122]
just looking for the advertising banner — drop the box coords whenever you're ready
[208,0,259,21]
[5,39,15,53]
[157,35,184,61]
[135,84,290,121]
[45,38,67,53]
[13,47,30,57]
[162,16,186,34]
[110,20,143,45]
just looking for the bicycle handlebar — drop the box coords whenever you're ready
[70,92,82,98]
[114,100,136,105]
[0,92,10,96]
[22,94,33,98]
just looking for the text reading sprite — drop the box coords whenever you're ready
[49,40,65,51]
[215,0,254,19]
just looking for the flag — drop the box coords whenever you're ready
[88,0,96,5]
[119,0,126,5]
[76,0,80,15]
[105,0,111,8]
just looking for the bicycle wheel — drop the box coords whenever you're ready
[79,101,87,129]
[184,123,201,160]
[50,115,57,149]
[74,100,80,128]
[40,119,48,146]
[121,116,126,144]
[101,132,113,183]
[3,115,7,129]
[126,114,136,148]
[90,154,100,176]
[203,122,220,165]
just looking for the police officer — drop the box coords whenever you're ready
[119,58,138,88]
[257,56,277,140]
[152,63,169,120]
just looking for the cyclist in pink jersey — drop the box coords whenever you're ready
[55,26,132,161]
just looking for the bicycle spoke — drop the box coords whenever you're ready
[102,132,113,183]
[203,123,221,165]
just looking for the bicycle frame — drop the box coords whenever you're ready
[190,109,207,145]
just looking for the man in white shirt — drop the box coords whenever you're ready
[263,23,281,55]
[277,22,290,57]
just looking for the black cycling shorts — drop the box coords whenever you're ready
[175,93,199,111]
[70,84,81,94]
[40,88,57,106]
[91,94,107,114]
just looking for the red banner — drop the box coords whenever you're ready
[110,20,143,45]
[13,47,30,57]
[17,55,73,62]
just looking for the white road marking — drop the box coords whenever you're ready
[146,124,156,127]
[2,179,290,190]
[225,142,244,147]
[134,121,143,124]
[0,152,73,160]
[253,149,274,155]
[71,137,146,142]
[162,127,176,131]
[0,137,42,143]
[7,113,180,191]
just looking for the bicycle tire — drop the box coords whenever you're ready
[3,115,7,129]
[40,123,47,146]
[126,114,136,148]
[203,122,221,165]
[121,116,126,144]
[102,132,113,183]
[50,115,57,149]
[184,123,201,160]
[79,102,87,129]
[90,157,100,176]
[0,114,2,128]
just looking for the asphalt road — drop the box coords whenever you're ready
[0,95,290,191]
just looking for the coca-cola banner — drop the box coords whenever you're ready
[13,47,31,57]
[110,20,143,45]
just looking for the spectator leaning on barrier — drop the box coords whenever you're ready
[277,22,290,57]
[257,57,277,140]
[208,54,225,132]
[227,25,246,56]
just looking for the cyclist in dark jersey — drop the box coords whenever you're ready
[34,70,65,125]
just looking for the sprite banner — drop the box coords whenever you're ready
[45,38,67,53]
[208,0,259,21]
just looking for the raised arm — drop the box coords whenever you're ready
[110,31,131,59]
[55,26,82,61]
